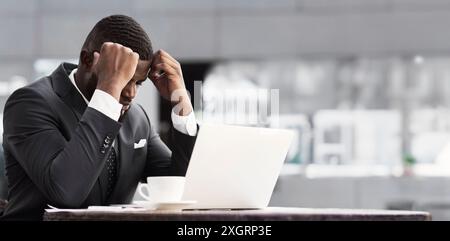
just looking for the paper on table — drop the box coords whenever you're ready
[45,204,146,213]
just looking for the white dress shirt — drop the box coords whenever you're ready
[68,68,197,136]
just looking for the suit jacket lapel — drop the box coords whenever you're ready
[109,109,134,203]
[51,63,87,121]
[63,88,87,120]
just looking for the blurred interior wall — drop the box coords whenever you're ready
[3,1,450,62]
[3,0,450,107]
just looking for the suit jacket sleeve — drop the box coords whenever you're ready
[139,105,197,178]
[3,87,122,207]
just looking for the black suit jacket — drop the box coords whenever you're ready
[0,63,196,220]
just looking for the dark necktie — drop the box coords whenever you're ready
[105,146,118,198]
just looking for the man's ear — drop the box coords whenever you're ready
[79,50,95,70]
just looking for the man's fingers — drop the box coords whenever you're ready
[151,57,179,72]
[152,49,180,69]
[129,52,139,66]
[149,53,180,81]
[158,49,178,63]
[92,51,100,69]
[149,70,165,81]
[100,42,114,52]
[161,55,180,70]
[149,63,178,80]
[159,50,176,62]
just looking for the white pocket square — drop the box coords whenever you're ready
[134,139,147,149]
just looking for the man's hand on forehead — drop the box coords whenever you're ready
[148,49,193,116]
[148,49,185,100]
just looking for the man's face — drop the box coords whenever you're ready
[118,59,151,111]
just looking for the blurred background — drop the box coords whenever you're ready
[4,0,450,220]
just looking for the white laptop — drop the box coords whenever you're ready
[182,124,294,209]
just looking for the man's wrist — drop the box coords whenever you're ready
[88,89,123,121]
[96,82,121,101]
[180,100,193,116]
[173,99,193,116]
[171,90,193,116]
[171,107,198,136]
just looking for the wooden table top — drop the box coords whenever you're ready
[43,207,431,221]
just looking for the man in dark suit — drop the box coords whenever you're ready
[0,15,198,220]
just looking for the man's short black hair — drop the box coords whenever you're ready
[82,14,153,60]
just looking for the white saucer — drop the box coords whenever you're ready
[133,200,197,210]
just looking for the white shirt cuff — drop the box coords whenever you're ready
[88,89,122,121]
[171,108,198,136]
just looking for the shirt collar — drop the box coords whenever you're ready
[68,68,89,104]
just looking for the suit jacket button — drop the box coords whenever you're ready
[100,147,106,154]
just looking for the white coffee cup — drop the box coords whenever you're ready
[138,176,185,202]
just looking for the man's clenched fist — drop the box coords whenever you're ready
[93,42,139,101]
